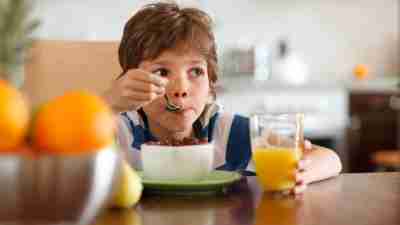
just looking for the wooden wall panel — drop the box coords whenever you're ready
[23,40,121,106]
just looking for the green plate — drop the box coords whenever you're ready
[138,171,243,196]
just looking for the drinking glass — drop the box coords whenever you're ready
[250,113,304,192]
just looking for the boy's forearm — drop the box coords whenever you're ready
[303,145,342,184]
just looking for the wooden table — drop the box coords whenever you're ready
[93,173,400,225]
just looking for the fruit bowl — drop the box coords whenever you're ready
[0,146,121,225]
[141,143,214,181]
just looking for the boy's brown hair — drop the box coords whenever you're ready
[118,2,218,93]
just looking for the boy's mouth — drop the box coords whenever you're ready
[164,95,182,112]
[167,107,196,116]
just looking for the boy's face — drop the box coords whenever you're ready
[139,48,210,136]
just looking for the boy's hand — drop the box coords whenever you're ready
[103,69,168,112]
[288,140,313,195]
[291,158,311,195]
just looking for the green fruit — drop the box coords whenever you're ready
[110,160,143,208]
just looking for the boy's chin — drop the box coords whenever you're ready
[170,123,193,133]
[163,120,194,135]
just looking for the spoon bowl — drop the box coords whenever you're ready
[164,95,181,112]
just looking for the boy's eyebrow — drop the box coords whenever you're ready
[151,59,206,66]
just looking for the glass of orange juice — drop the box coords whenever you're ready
[250,113,304,192]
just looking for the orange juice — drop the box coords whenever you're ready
[253,147,300,191]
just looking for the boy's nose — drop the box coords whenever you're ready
[173,91,188,98]
[170,76,189,99]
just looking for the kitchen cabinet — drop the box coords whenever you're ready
[348,91,399,172]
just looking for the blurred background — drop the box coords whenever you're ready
[21,0,400,173]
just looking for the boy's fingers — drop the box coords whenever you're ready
[125,80,165,94]
[127,99,156,110]
[297,159,311,171]
[122,90,161,101]
[295,171,305,183]
[126,69,168,87]
[297,161,305,171]
[304,140,313,150]
[149,73,169,87]
[293,183,307,195]
[280,181,307,195]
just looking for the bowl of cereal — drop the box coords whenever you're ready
[141,138,214,181]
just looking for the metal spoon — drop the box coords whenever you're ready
[164,95,181,112]
[151,72,181,112]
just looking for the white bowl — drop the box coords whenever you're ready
[141,143,214,181]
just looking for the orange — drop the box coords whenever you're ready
[0,80,30,151]
[32,91,115,154]
[1,143,39,158]
[353,64,369,80]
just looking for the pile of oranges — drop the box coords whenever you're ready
[0,79,115,155]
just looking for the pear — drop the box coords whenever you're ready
[110,160,143,209]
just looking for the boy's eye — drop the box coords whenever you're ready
[188,67,204,78]
[153,68,169,77]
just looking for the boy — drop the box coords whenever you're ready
[103,2,342,194]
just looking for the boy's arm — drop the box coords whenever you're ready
[302,144,342,184]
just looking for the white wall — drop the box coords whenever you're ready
[211,0,399,81]
[33,0,399,80]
